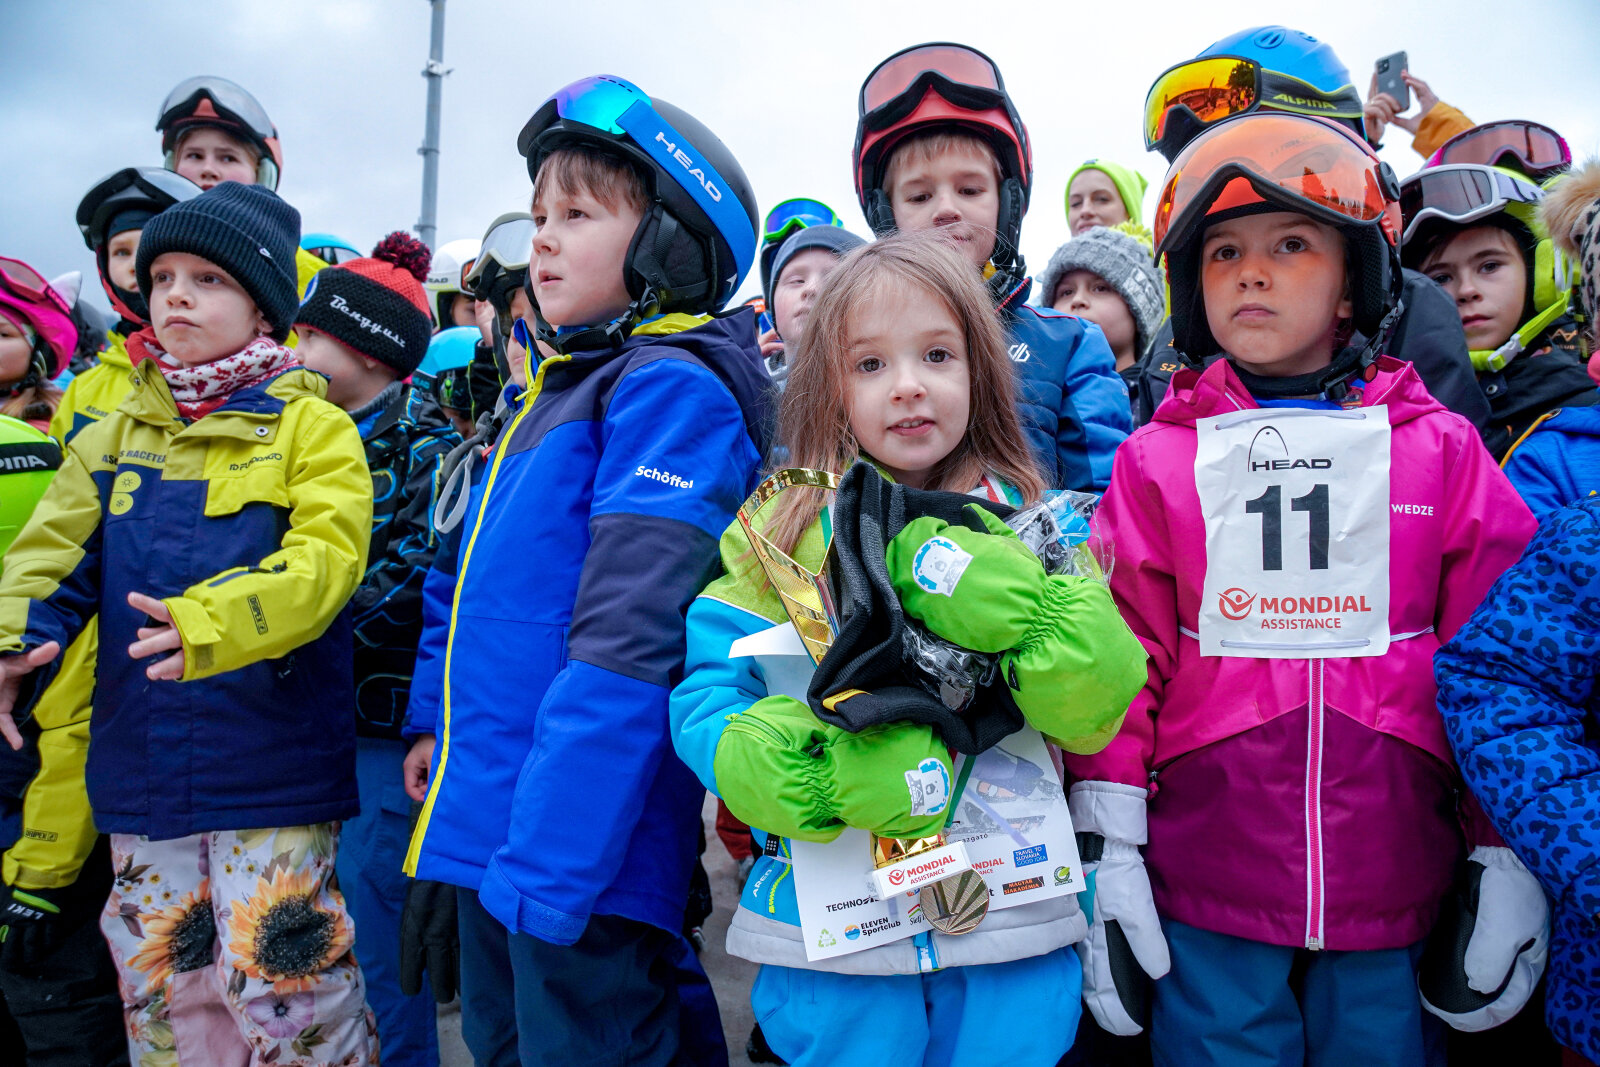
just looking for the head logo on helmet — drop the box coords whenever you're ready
[654,133,722,202]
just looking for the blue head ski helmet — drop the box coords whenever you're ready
[517,75,759,349]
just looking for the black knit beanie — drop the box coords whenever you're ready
[135,181,300,342]
[295,232,434,376]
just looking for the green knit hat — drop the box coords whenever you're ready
[1066,159,1149,227]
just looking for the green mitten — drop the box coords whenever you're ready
[714,694,952,842]
[886,506,1047,653]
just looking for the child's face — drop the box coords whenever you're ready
[446,293,478,328]
[295,326,391,410]
[1052,270,1137,366]
[530,182,642,329]
[845,282,971,489]
[0,319,31,384]
[107,230,141,292]
[773,248,841,342]
[1418,225,1528,352]
[173,128,258,190]
[1202,211,1351,378]
[886,144,1001,270]
[1068,170,1129,237]
[148,252,269,365]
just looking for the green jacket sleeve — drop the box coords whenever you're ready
[887,506,1146,754]
[165,404,372,680]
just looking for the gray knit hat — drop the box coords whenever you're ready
[1035,225,1165,354]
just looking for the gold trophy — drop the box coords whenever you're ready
[737,469,988,936]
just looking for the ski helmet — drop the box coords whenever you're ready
[0,415,60,565]
[1146,26,1365,163]
[1424,120,1572,183]
[0,257,78,384]
[463,212,535,314]
[415,325,479,413]
[1153,113,1403,386]
[76,167,204,325]
[758,198,844,299]
[301,233,362,266]
[424,238,482,328]
[157,76,284,190]
[1400,163,1570,371]
[853,43,1031,300]
[517,74,759,352]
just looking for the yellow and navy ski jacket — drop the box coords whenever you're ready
[0,360,372,839]
[404,310,774,945]
[49,330,136,447]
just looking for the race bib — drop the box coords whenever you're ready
[1194,406,1392,659]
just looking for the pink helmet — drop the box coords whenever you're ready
[0,257,77,380]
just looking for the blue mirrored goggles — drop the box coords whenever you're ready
[548,74,650,134]
[763,199,842,246]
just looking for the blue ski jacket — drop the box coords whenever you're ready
[1501,404,1600,521]
[403,311,773,945]
[1000,284,1130,492]
[1436,498,1600,1061]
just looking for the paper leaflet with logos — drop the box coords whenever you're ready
[1194,405,1392,659]
[737,704,1086,963]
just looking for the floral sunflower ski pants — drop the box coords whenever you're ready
[99,825,378,1067]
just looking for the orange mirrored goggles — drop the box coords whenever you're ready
[1145,56,1364,154]
[1153,113,1395,255]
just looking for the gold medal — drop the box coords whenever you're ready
[918,869,989,935]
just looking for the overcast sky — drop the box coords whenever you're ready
[6,0,1598,311]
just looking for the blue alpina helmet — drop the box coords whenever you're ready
[1146,26,1365,162]
[517,75,759,349]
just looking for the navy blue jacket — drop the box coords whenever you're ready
[1000,287,1131,492]
[404,311,773,945]
[1436,499,1600,1061]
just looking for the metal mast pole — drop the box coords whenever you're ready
[416,0,449,249]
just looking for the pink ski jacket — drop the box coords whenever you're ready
[1066,356,1534,950]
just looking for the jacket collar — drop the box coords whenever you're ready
[1155,355,1445,428]
[125,357,328,439]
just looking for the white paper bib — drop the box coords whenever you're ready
[1194,405,1392,659]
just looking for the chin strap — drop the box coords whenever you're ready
[531,285,655,358]
[1469,298,1569,373]
[1230,300,1406,403]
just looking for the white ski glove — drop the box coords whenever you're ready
[1069,780,1170,1036]
[1420,845,1550,1032]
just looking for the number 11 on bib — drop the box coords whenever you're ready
[1194,406,1392,659]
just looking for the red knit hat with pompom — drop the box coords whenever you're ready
[295,230,435,375]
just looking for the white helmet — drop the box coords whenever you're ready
[425,238,482,327]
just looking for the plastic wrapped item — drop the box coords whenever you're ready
[1004,490,1108,582]
[903,619,998,711]
[900,490,1109,709]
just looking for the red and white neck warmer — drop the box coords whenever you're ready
[130,333,301,420]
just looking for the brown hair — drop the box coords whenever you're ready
[762,230,1044,556]
[0,381,62,427]
[532,145,650,216]
[883,129,1002,193]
